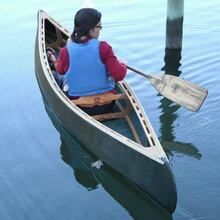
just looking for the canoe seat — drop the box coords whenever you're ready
[71,93,132,121]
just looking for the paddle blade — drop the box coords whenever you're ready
[148,74,208,112]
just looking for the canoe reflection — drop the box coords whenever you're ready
[59,135,172,220]
[46,103,172,219]
[60,142,98,191]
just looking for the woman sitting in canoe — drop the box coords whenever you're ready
[48,8,127,115]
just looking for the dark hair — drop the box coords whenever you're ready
[71,8,102,43]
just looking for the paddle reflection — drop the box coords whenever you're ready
[159,48,202,160]
[162,141,202,160]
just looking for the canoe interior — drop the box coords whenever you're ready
[45,19,69,48]
[102,102,149,146]
[44,18,150,147]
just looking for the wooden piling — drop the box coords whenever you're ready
[166,0,184,49]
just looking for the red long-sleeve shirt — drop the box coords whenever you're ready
[55,40,127,81]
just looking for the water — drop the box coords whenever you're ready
[1,0,220,219]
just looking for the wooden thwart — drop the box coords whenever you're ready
[93,111,126,121]
[72,92,131,121]
[72,93,126,108]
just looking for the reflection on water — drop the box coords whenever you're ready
[159,48,202,160]
[162,141,202,160]
[60,142,98,191]
[162,48,182,76]
[159,97,180,143]
[159,48,182,147]
[45,102,172,220]
[59,139,172,220]
[159,48,182,144]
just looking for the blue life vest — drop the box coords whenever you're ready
[65,39,115,96]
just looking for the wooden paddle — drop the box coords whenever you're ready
[127,65,208,112]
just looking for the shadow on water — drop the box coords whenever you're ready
[159,49,202,160]
[45,102,173,220]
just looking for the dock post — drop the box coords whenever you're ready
[162,0,184,75]
[166,0,184,49]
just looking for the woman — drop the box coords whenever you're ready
[50,8,127,115]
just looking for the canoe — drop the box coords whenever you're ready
[35,10,177,213]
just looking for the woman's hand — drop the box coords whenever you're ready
[50,54,57,63]
[46,47,57,64]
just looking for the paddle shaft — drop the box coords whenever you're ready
[127,65,153,79]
